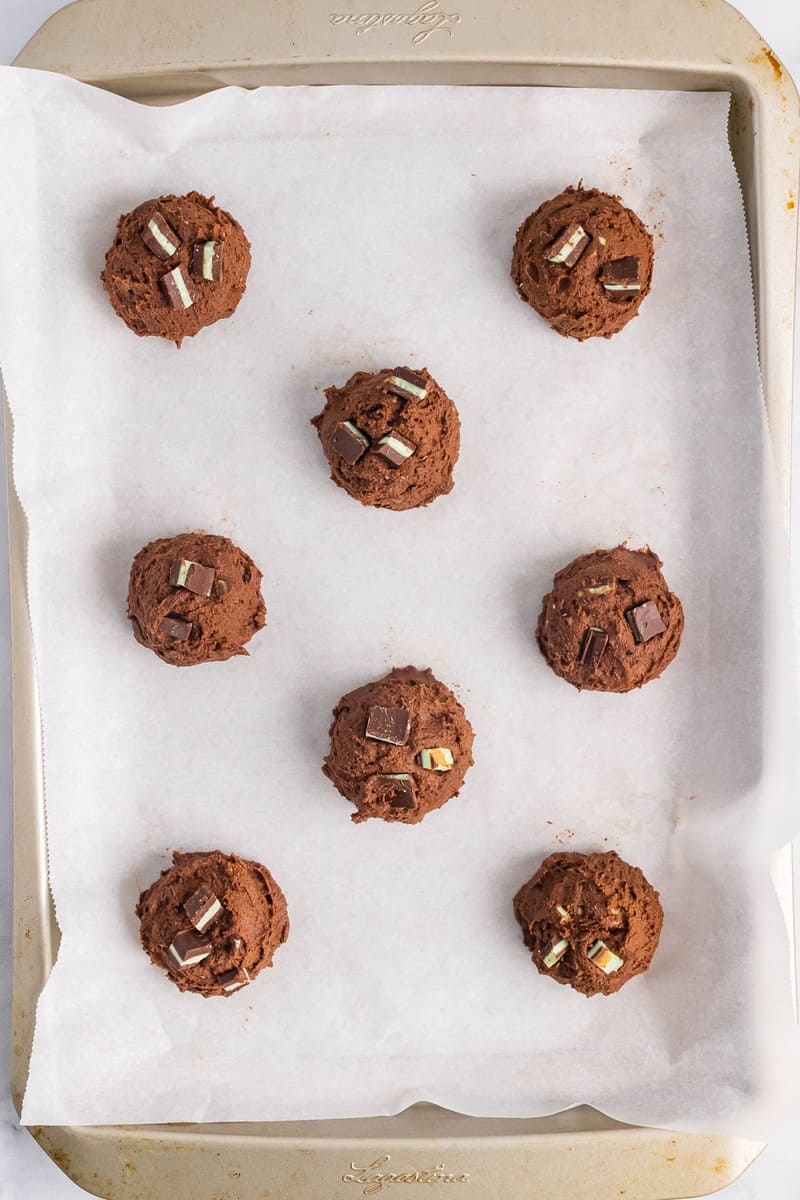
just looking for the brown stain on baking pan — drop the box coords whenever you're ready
[747,46,783,83]
[49,1146,73,1177]
[763,46,783,80]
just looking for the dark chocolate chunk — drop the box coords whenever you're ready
[600,256,641,294]
[545,222,590,267]
[217,966,251,992]
[374,432,417,467]
[380,773,417,809]
[140,211,181,260]
[387,367,428,400]
[183,886,222,932]
[168,929,212,968]
[191,239,224,282]
[169,558,215,597]
[579,627,608,667]
[365,704,411,746]
[159,615,193,641]
[331,420,370,465]
[625,600,666,643]
[160,264,196,310]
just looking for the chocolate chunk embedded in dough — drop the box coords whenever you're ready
[365,705,411,746]
[141,211,181,260]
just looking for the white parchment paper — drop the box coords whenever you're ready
[1,67,798,1133]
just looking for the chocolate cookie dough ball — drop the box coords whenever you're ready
[323,666,474,824]
[513,851,663,997]
[311,366,460,511]
[101,191,251,346]
[127,532,265,667]
[136,850,289,998]
[511,185,653,340]
[536,545,683,692]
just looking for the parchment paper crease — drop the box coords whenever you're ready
[0,67,797,1133]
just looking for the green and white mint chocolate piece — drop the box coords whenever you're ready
[147,215,179,257]
[587,939,624,974]
[344,420,369,442]
[388,374,426,400]
[545,223,588,265]
[419,747,454,771]
[377,434,415,462]
[173,559,191,587]
[543,938,569,968]
[202,240,217,280]
[161,264,195,309]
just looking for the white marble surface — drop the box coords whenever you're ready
[1,1,799,1195]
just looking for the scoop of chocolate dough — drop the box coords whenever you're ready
[323,666,474,824]
[136,850,289,997]
[127,532,265,666]
[101,191,251,346]
[513,850,663,997]
[311,366,460,510]
[536,545,683,692]
[511,185,654,340]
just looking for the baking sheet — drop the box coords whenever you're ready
[0,66,798,1135]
